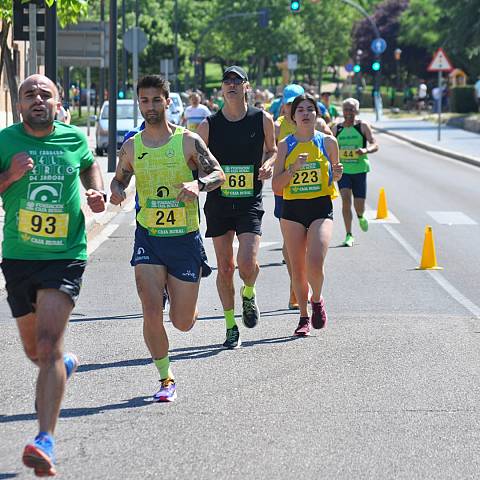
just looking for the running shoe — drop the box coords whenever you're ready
[163,287,169,313]
[223,325,241,349]
[241,286,260,328]
[63,352,79,379]
[23,432,56,477]
[153,378,177,403]
[294,317,311,336]
[288,288,299,310]
[343,233,354,247]
[358,216,369,232]
[311,296,328,329]
[35,353,79,413]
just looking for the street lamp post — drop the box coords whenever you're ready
[394,48,402,91]
[355,48,363,101]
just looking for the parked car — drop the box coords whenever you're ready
[95,94,184,155]
[168,92,184,125]
[95,100,144,156]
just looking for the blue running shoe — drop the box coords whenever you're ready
[23,432,57,477]
[63,352,79,380]
[35,353,79,413]
[153,378,177,403]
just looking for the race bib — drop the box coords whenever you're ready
[144,199,187,237]
[339,148,360,162]
[221,165,254,197]
[288,162,322,195]
[18,199,69,250]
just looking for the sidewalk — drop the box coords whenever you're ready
[362,113,480,167]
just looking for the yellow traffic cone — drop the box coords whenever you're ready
[376,188,388,219]
[416,225,443,270]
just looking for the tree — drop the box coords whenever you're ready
[0,0,87,122]
[351,0,409,82]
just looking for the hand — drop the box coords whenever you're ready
[355,148,367,155]
[9,152,34,181]
[292,153,308,172]
[109,181,126,205]
[85,189,106,213]
[258,162,273,180]
[333,162,343,182]
[175,181,199,202]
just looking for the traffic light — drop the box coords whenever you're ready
[353,64,361,73]
[372,61,381,71]
[290,1,301,12]
[118,90,125,99]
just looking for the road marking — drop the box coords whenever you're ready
[383,224,480,319]
[87,224,120,255]
[427,211,477,225]
[364,209,400,224]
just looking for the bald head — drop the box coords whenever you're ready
[17,74,61,134]
[19,74,59,100]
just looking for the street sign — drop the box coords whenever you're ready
[345,63,354,73]
[371,38,387,55]
[160,59,174,79]
[427,48,453,72]
[124,27,148,54]
[287,54,298,70]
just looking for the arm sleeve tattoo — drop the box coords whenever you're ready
[195,139,216,174]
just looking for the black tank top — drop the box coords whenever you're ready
[206,105,265,207]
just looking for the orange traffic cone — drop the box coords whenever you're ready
[376,188,388,219]
[416,225,443,270]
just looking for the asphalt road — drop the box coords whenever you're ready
[1,133,480,479]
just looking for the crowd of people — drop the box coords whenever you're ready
[0,68,379,476]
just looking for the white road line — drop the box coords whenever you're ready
[383,224,480,319]
[364,209,400,224]
[87,223,119,255]
[427,211,477,225]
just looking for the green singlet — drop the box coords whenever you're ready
[0,121,94,260]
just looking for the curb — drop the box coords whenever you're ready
[83,180,136,234]
[373,126,480,168]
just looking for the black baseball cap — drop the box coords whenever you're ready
[222,66,248,81]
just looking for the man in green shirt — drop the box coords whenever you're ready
[331,98,379,247]
[0,74,106,476]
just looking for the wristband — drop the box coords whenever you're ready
[198,178,207,191]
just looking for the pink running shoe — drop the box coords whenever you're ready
[311,296,328,329]
[294,317,311,336]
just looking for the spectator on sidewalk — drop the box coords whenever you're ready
[474,76,480,112]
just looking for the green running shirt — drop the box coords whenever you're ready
[0,121,94,260]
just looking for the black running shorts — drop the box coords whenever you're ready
[1,259,86,318]
[204,201,264,238]
[281,196,333,228]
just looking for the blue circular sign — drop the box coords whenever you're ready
[345,63,354,73]
[371,38,387,55]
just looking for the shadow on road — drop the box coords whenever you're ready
[0,396,154,424]
[77,357,152,372]
[0,474,18,479]
[170,335,302,362]
[69,313,143,323]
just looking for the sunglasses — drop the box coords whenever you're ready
[222,77,245,85]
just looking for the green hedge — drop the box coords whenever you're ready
[449,86,477,113]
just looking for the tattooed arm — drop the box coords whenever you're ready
[110,138,135,205]
[175,132,225,203]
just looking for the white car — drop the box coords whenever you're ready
[95,94,184,155]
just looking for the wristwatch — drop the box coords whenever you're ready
[198,178,207,191]
[98,190,107,202]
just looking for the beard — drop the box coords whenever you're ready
[143,110,165,125]
[22,108,56,130]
